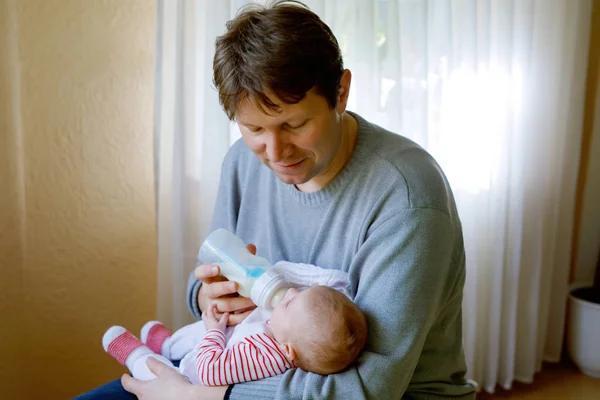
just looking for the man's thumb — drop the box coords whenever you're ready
[121,374,141,394]
[146,355,171,375]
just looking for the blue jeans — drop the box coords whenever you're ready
[72,378,136,400]
[73,361,181,399]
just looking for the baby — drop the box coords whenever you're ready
[102,285,367,385]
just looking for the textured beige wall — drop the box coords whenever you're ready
[0,1,25,397]
[0,1,157,398]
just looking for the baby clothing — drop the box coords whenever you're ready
[103,261,352,385]
[192,328,293,385]
[177,306,283,385]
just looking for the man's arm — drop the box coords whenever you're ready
[228,209,470,399]
[196,330,292,386]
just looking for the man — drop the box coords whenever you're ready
[80,1,477,399]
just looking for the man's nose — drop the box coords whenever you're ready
[265,132,290,162]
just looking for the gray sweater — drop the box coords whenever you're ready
[187,112,477,399]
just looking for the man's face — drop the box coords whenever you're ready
[235,88,345,188]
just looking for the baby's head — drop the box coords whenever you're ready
[268,285,368,375]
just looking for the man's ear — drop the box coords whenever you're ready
[335,69,352,114]
[283,343,297,362]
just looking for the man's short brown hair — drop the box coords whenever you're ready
[213,0,344,120]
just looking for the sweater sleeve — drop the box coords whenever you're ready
[229,208,469,399]
[186,272,203,320]
[196,331,292,386]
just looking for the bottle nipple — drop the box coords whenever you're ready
[269,287,289,309]
[250,269,288,310]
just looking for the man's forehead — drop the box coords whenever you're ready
[236,99,305,126]
[235,88,325,125]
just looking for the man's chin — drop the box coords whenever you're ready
[274,172,310,186]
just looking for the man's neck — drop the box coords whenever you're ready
[296,113,358,193]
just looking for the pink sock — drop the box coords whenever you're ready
[103,326,144,365]
[140,321,172,355]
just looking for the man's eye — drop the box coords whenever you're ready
[246,127,262,135]
[288,121,307,130]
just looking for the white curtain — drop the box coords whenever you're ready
[154,0,239,329]
[154,0,593,393]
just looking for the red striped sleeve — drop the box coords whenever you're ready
[246,336,269,379]
[233,344,242,382]
[254,343,267,379]
[194,330,292,386]
[262,334,291,362]
[244,343,256,381]
[219,354,225,386]
[255,335,282,374]
[258,348,269,378]
[236,344,248,382]
[256,333,293,372]
[254,335,282,374]
[195,329,226,386]
[224,347,232,384]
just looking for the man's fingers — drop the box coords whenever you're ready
[121,374,143,394]
[212,296,255,313]
[194,264,223,282]
[227,309,255,326]
[219,312,230,324]
[205,280,238,299]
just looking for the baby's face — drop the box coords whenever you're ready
[267,287,312,343]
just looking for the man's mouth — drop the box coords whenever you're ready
[274,159,305,169]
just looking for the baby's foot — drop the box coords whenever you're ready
[141,321,172,357]
[103,326,147,366]
[103,326,173,381]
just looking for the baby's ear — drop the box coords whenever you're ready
[283,343,296,362]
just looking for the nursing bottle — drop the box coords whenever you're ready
[198,229,290,309]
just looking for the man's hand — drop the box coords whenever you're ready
[203,303,229,331]
[122,357,227,400]
[195,243,257,325]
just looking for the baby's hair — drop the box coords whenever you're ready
[293,286,368,375]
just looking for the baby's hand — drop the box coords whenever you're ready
[202,303,229,332]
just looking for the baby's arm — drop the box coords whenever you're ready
[197,304,292,385]
[195,330,292,386]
